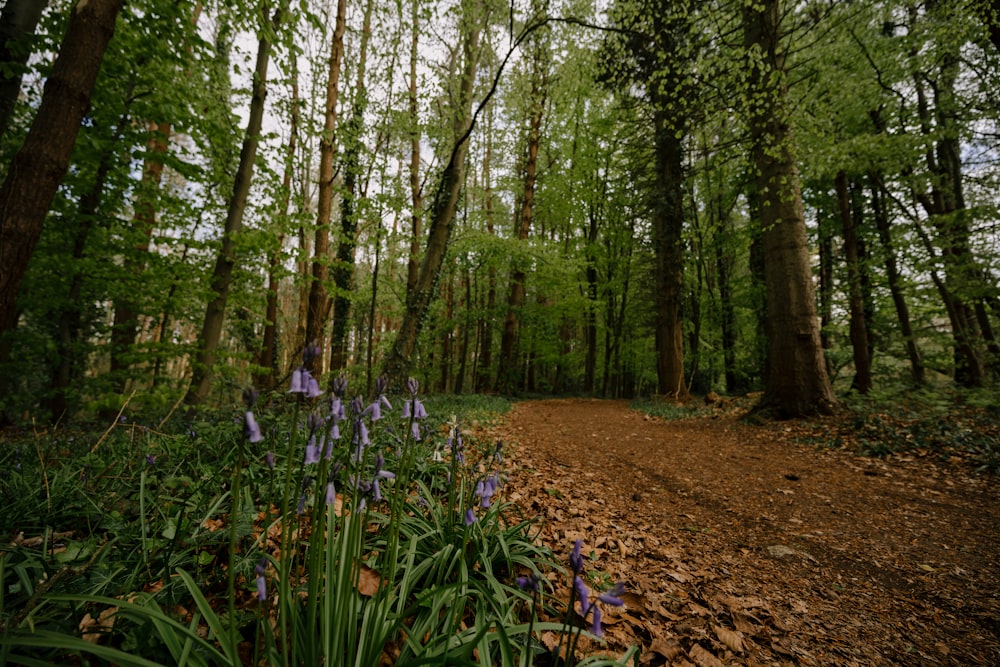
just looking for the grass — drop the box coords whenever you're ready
[0,380,635,666]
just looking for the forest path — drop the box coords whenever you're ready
[489,398,1000,666]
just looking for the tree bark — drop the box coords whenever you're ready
[185,5,283,404]
[405,0,422,300]
[651,105,688,398]
[255,70,301,390]
[743,0,836,418]
[497,46,545,392]
[305,0,348,372]
[836,170,872,394]
[0,0,48,142]
[330,0,374,374]
[0,0,124,338]
[382,8,481,388]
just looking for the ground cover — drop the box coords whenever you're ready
[491,398,1000,665]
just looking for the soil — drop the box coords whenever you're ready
[487,398,1000,666]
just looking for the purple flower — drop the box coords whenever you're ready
[570,539,584,575]
[290,368,304,393]
[406,377,419,396]
[265,451,275,469]
[297,494,307,514]
[305,375,323,398]
[245,411,263,443]
[325,481,337,505]
[464,508,477,526]
[304,435,320,465]
[331,375,348,396]
[410,421,421,441]
[330,397,346,423]
[516,573,541,593]
[145,454,156,466]
[365,401,382,421]
[574,575,591,615]
[254,558,268,601]
[590,603,603,636]
[598,582,626,607]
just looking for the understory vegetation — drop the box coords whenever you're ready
[0,372,636,665]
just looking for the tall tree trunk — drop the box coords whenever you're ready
[0,0,48,143]
[474,96,497,392]
[185,5,284,404]
[330,0,374,373]
[108,119,171,392]
[50,93,132,419]
[836,170,872,394]
[0,0,124,339]
[256,69,301,389]
[305,0,348,372]
[651,105,688,398]
[869,173,924,383]
[497,41,545,392]
[110,3,202,391]
[743,0,836,418]
[405,0,422,300]
[911,2,986,386]
[382,7,481,388]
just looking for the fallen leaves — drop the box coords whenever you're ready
[491,399,1000,665]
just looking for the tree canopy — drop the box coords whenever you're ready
[1,0,998,421]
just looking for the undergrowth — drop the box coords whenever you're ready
[0,364,634,666]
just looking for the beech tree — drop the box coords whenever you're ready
[186,3,288,404]
[742,0,837,417]
[0,0,124,340]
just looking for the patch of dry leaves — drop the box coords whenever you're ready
[489,399,1000,666]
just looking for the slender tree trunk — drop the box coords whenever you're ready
[382,8,481,387]
[330,0,374,374]
[185,5,284,404]
[836,170,872,393]
[255,70,300,389]
[0,0,48,142]
[0,0,124,338]
[497,44,545,392]
[50,94,133,419]
[304,0,348,372]
[474,97,497,392]
[743,0,836,418]
[406,0,422,299]
[910,3,986,386]
[584,204,599,394]
[109,119,171,391]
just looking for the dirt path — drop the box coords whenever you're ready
[489,399,1000,666]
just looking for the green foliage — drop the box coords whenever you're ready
[833,387,1000,472]
[0,382,637,664]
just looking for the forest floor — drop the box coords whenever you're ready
[486,398,1000,666]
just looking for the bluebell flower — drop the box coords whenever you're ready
[406,377,419,396]
[590,603,603,636]
[325,481,337,505]
[245,411,263,443]
[265,452,275,469]
[516,573,541,593]
[305,374,323,398]
[331,375,348,396]
[145,454,156,466]
[290,368,305,393]
[410,421,421,441]
[304,434,320,465]
[464,508,477,526]
[371,453,395,502]
[297,494,307,514]
[254,558,268,601]
[573,575,591,615]
[570,539,584,575]
[598,582,626,607]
